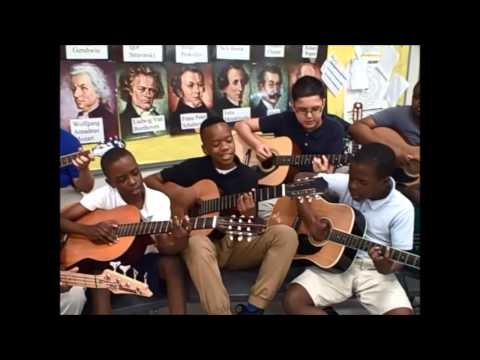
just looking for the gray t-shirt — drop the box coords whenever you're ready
[372,106,420,145]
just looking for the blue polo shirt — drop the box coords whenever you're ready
[60,128,80,188]
[259,111,346,172]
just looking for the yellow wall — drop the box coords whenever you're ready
[326,45,411,117]
[88,132,203,171]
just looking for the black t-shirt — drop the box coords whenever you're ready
[161,155,258,194]
[259,110,346,171]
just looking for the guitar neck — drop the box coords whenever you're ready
[328,229,420,269]
[60,271,106,289]
[199,185,286,215]
[60,150,90,168]
[274,153,353,167]
[115,216,218,237]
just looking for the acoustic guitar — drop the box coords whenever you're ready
[60,205,266,271]
[233,132,353,186]
[60,137,125,168]
[371,127,420,186]
[61,265,153,297]
[160,177,328,219]
[269,195,420,273]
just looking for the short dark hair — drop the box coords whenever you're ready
[100,147,136,176]
[257,64,282,88]
[170,66,205,98]
[199,116,227,142]
[353,143,396,178]
[292,75,326,101]
[217,63,249,90]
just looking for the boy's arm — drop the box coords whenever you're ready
[61,203,117,244]
[234,118,273,161]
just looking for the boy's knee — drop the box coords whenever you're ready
[282,284,308,314]
[268,224,299,248]
[182,235,215,259]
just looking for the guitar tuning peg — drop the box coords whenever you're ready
[231,215,237,219]
[247,227,251,232]
[240,214,245,218]
[247,236,252,242]
[143,272,148,284]
[238,218,243,223]
[237,226,242,231]
[133,268,139,280]
[229,235,234,241]
[307,197,313,203]
[237,235,243,241]
[110,261,121,272]
[298,197,304,204]
[119,264,130,276]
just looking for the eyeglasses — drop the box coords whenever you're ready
[294,106,323,116]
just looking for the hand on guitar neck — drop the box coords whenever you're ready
[60,266,79,293]
[312,155,335,174]
[368,246,404,274]
[153,215,191,255]
[236,190,256,218]
[72,147,95,170]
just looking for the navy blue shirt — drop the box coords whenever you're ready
[259,111,346,171]
[60,128,80,188]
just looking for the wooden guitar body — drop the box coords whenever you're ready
[233,132,293,186]
[372,127,420,184]
[60,205,150,272]
[161,179,220,237]
[269,196,366,273]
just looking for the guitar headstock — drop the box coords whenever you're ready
[285,176,328,198]
[91,137,126,158]
[216,215,266,242]
[296,193,323,203]
[102,262,152,297]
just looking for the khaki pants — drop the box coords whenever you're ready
[182,224,298,314]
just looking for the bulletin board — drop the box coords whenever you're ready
[60,45,414,171]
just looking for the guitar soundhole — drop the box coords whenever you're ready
[259,150,279,173]
[405,160,420,176]
[308,218,332,247]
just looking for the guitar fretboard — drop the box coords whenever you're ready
[199,185,285,215]
[60,151,90,168]
[328,229,420,269]
[274,153,354,167]
[60,271,104,289]
[115,217,217,237]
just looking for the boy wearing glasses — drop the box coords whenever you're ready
[234,75,345,174]
[234,75,346,219]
